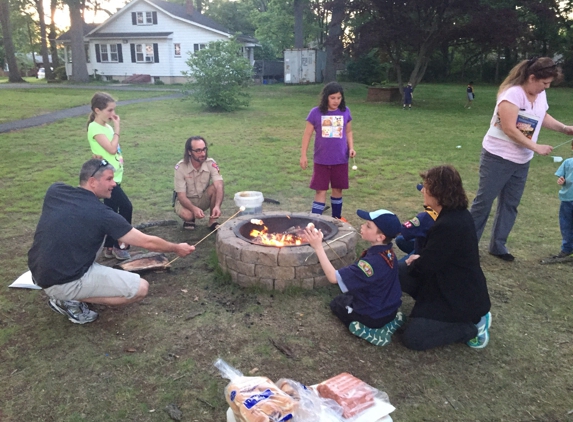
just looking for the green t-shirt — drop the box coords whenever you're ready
[87,121,124,184]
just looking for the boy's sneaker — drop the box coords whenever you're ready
[350,322,392,346]
[103,248,114,259]
[467,311,492,349]
[112,246,131,260]
[49,299,98,324]
[385,311,407,335]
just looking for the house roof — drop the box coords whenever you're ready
[147,0,230,34]
[57,23,99,42]
[85,32,173,39]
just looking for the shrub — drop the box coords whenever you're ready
[53,66,67,81]
[183,39,253,111]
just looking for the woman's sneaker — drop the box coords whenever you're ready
[467,312,492,349]
[49,299,98,324]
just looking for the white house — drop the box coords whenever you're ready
[57,0,258,84]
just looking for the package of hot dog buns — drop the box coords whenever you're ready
[215,358,297,422]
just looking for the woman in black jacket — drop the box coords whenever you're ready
[400,165,491,350]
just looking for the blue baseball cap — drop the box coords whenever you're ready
[356,209,401,238]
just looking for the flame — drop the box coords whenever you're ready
[249,225,304,247]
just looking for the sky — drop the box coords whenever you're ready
[51,0,129,29]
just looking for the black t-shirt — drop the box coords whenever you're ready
[28,183,133,288]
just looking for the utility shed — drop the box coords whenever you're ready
[284,49,326,84]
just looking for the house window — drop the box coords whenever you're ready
[194,43,206,53]
[174,43,181,57]
[100,44,119,62]
[136,44,154,62]
[136,11,153,24]
[66,45,90,63]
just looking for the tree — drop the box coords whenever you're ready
[183,39,253,111]
[0,0,26,82]
[323,0,345,82]
[293,0,304,48]
[49,0,61,68]
[65,0,89,82]
[35,0,52,79]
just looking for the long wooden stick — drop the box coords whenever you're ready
[304,231,355,262]
[167,208,244,266]
[553,138,573,149]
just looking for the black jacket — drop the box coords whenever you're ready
[408,208,490,323]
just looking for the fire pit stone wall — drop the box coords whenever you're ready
[216,211,359,291]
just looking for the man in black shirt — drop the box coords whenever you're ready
[28,159,195,324]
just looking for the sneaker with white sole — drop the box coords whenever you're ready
[467,311,492,349]
[112,246,131,260]
[103,248,114,259]
[349,312,406,347]
[49,299,98,324]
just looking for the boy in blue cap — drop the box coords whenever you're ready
[305,209,405,346]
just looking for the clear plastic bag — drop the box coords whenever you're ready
[276,378,344,422]
[214,358,296,422]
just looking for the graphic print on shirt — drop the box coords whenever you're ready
[321,115,344,138]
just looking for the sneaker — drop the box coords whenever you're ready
[553,251,573,259]
[489,252,515,262]
[103,248,114,259]
[385,311,407,335]
[336,217,348,223]
[112,246,131,260]
[350,321,392,346]
[49,299,98,324]
[467,311,492,349]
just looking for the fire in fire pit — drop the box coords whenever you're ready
[233,215,338,247]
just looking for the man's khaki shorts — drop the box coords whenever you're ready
[174,191,212,216]
[43,262,140,301]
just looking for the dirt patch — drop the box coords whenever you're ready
[2,223,573,421]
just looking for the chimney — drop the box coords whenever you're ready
[186,0,194,16]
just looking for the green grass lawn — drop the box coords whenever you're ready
[0,86,175,123]
[1,82,572,421]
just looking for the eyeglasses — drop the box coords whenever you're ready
[190,147,208,153]
[90,159,109,178]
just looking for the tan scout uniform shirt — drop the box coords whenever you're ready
[174,158,223,199]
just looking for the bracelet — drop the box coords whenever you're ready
[114,133,120,137]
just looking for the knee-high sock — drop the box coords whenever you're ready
[311,201,325,215]
[331,196,342,218]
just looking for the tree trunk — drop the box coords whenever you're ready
[293,0,304,48]
[49,0,60,68]
[0,0,26,82]
[36,0,52,79]
[323,0,344,82]
[68,0,89,82]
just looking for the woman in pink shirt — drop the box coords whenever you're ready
[470,57,573,262]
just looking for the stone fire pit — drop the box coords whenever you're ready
[216,212,359,290]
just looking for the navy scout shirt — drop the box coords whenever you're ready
[336,244,402,320]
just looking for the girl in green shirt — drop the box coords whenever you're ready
[87,92,132,260]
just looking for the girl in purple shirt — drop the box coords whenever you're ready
[300,82,356,219]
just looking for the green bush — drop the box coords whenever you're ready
[154,79,165,85]
[183,39,253,111]
[53,66,67,81]
[346,50,386,85]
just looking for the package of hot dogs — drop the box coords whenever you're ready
[316,372,384,419]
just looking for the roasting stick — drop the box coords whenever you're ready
[167,206,245,266]
[553,138,573,149]
[304,231,355,263]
